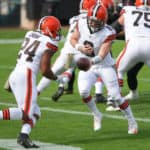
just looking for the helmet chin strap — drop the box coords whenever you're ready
[89,26,103,33]
[90,27,96,32]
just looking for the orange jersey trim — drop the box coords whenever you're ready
[24,68,32,115]
[116,40,129,68]
[46,42,58,52]
[103,34,116,43]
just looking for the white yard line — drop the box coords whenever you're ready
[0,37,66,44]
[0,101,150,123]
[0,65,14,69]
[0,139,81,150]
[0,39,23,44]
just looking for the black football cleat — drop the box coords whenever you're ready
[17,133,39,148]
[51,87,64,102]
[64,88,73,94]
[94,94,107,103]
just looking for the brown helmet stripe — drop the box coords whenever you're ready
[79,0,84,10]
[92,4,101,18]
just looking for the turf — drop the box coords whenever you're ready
[0,28,150,150]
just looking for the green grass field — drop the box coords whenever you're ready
[0,28,150,150]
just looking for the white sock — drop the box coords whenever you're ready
[0,108,22,120]
[0,111,3,119]
[121,106,136,123]
[87,99,101,116]
[37,77,51,92]
[21,123,31,135]
[9,108,23,120]
[95,82,103,94]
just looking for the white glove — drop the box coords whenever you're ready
[56,75,69,84]
[56,75,64,83]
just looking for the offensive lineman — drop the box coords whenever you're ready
[114,0,150,97]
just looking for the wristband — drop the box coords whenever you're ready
[92,56,102,64]
[75,43,83,51]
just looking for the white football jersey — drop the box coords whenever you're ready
[16,31,59,74]
[77,17,116,67]
[61,13,87,54]
[123,6,150,41]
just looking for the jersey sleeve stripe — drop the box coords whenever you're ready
[46,42,58,52]
[103,34,116,43]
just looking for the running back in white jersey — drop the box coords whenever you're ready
[17,31,59,74]
[123,6,150,41]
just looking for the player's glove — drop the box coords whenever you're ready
[56,75,68,84]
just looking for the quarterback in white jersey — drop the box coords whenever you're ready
[115,0,150,88]
[70,3,138,134]
[0,16,61,148]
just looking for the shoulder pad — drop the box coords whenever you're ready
[69,15,79,25]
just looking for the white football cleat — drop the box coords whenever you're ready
[128,121,138,135]
[124,90,139,100]
[106,98,120,112]
[93,113,102,131]
[105,105,120,111]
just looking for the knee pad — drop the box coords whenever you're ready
[79,90,90,98]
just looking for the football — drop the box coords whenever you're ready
[76,57,91,71]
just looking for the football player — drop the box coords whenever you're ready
[93,0,120,109]
[122,0,143,100]
[105,0,139,111]
[113,0,150,101]
[1,16,62,148]
[70,3,138,134]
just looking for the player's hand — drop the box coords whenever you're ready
[56,75,65,84]
[81,45,94,55]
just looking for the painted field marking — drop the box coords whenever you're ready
[0,36,66,44]
[0,39,23,44]
[0,101,150,123]
[0,139,81,150]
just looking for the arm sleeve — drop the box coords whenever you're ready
[111,20,123,34]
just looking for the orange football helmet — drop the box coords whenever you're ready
[38,16,61,40]
[79,0,97,13]
[87,4,108,32]
[135,0,150,7]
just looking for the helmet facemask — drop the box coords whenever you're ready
[87,4,107,33]
[87,16,105,33]
[47,27,61,41]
